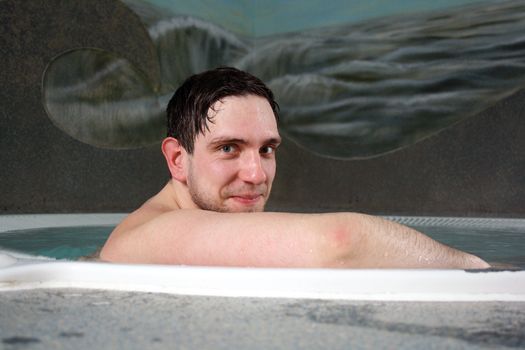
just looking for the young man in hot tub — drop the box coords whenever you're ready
[100,67,489,269]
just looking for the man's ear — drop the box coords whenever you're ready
[161,137,188,183]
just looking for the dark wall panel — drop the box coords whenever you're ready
[0,0,166,213]
[269,89,525,217]
[1,0,524,217]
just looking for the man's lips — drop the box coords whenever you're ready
[229,194,263,204]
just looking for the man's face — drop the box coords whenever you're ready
[185,94,281,212]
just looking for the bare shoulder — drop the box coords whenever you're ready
[100,186,180,260]
[113,199,172,235]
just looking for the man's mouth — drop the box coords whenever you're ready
[230,194,263,205]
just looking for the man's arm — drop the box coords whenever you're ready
[100,210,489,269]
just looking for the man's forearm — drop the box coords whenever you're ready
[329,213,490,269]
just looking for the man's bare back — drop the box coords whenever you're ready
[109,183,180,237]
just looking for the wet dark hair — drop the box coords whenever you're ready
[166,67,279,153]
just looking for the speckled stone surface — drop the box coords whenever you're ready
[1,289,524,349]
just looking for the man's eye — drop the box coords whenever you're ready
[221,145,234,153]
[260,146,274,154]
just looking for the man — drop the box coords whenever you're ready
[100,67,489,269]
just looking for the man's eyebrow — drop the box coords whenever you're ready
[208,137,248,146]
[266,137,282,145]
[208,137,282,147]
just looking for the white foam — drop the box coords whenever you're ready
[0,252,17,268]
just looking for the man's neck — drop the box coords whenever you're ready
[165,179,198,210]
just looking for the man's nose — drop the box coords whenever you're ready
[238,151,267,184]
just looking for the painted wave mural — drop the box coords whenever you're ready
[43,0,525,158]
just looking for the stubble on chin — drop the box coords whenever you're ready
[190,187,267,213]
[220,187,269,213]
[188,186,226,212]
[187,172,269,213]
